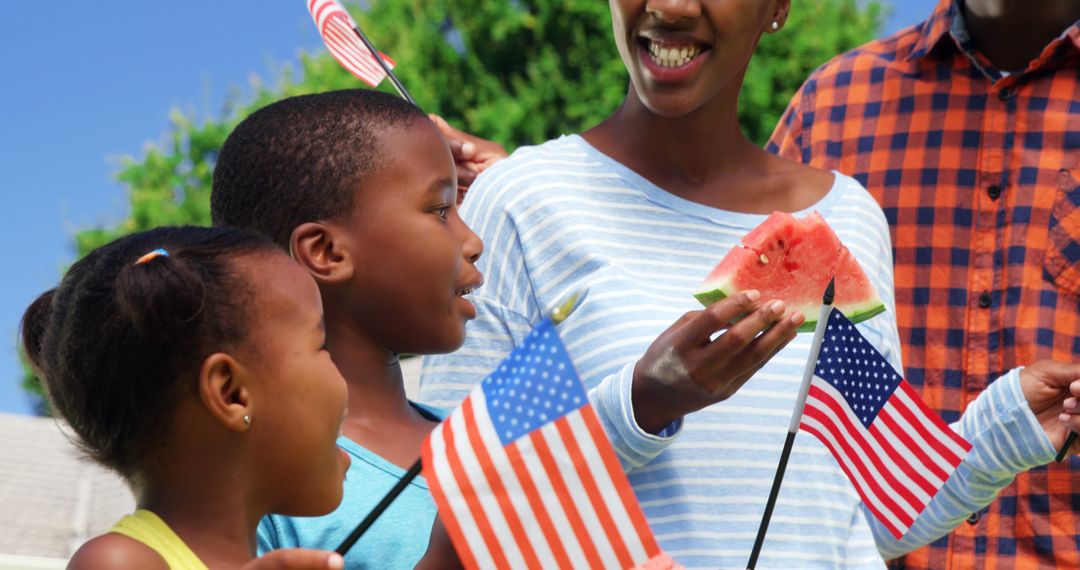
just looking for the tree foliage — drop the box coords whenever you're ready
[20,0,883,410]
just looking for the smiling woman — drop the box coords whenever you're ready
[419,0,1051,567]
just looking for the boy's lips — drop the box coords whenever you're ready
[454,270,484,320]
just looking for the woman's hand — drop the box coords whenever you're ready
[631,291,804,434]
[429,114,509,203]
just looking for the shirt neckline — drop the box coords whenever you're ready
[562,133,846,230]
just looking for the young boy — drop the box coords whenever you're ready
[211,89,482,569]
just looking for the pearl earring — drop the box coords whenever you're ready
[243,415,251,426]
[770,20,779,31]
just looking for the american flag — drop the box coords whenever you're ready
[798,309,973,539]
[422,318,671,569]
[306,0,395,87]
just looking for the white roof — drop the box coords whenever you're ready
[0,412,133,562]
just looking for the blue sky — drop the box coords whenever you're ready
[0,1,936,415]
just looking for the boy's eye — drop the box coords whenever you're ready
[432,206,449,220]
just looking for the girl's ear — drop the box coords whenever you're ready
[198,352,253,432]
[290,222,355,285]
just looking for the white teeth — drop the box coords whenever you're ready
[646,40,700,69]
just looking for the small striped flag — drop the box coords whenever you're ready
[799,309,973,538]
[422,318,675,569]
[306,0,395,87]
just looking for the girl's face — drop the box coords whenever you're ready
[337,117,485,355]
[240,254,350,516]
[609,0,781,117]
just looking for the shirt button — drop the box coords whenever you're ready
[967,511,981,525]
[978,292,992,308]
[987,184,1002,200]
[998,88,1014,101]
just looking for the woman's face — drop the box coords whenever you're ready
[609,0,783,118]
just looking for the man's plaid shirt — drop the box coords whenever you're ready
[768,1,1080,567]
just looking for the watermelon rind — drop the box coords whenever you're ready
[693,283,885,333]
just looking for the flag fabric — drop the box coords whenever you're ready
[306,0,395,87]
[798,309,973,539]
[422,318,671,570]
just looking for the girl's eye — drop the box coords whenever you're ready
[433,206,449,220]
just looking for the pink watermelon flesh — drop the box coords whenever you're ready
[694,211,885,332]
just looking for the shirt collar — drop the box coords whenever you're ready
[907,0,1080,68]
[906,0,956,62]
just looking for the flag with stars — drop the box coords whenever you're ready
[798,309,972,539]
[421,317,670,569]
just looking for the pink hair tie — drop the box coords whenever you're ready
[134,248,170,266]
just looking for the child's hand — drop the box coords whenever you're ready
[413,514,462,570]
[631,291,804,434]
[242,549,344,569]
[429,114,509,203]
[1017,360,1080,454]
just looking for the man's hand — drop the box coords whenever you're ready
[631,291,805,434]
[429,114,509,203]
[1018,360,1080,454]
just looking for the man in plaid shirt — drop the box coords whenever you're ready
[769,0,1080,567]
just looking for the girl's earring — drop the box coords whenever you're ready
[243,415,252,426]
[770,21,780,31]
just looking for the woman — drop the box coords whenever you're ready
[422,1,1060,567]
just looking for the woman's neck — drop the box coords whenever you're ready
[583,85,782,210]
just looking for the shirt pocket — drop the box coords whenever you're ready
[1043,168,1080,298]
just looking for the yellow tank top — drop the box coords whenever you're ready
[109,509,208,570]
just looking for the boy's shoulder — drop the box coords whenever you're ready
[69,533,169,570]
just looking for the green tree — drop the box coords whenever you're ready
[21,0,883,410]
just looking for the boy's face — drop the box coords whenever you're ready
[340,117,484,354]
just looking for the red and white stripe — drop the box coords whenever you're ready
[307,0,395,87]
[800,379,972,538]
[423,386,661,569]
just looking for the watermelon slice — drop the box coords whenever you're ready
[694,211,884,332]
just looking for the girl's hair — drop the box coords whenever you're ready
[21,226,280,478]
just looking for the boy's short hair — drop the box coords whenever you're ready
[211,89,427,247]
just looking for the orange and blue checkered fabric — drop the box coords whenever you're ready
[768,1,1080,567]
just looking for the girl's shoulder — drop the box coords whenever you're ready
[69,533,170,570]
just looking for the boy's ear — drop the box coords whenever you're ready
[290,222,355,285]
[198,353,253,433]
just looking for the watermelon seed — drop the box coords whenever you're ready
[759,254,770,264]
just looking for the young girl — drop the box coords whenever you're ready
[22,226,350,569]
[421,0,1064,567]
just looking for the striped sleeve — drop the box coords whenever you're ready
[871,368,1057,559]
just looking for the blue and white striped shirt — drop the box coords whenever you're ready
[420,135,1055,569]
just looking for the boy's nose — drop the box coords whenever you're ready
[464,228,483,264]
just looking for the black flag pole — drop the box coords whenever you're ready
[746,278,836,570]
[349,23,416,105]
[1057,432,1076,462]
[335,459,421,555]
[333,290,588,556]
